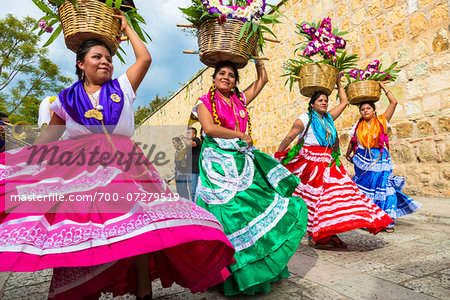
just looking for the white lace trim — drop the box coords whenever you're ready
[199,146,254,205]
[0,201,222,254]
[15,166,122,197]
[227,194,289,252]
[2,161,48,180]
[266,164,291,188]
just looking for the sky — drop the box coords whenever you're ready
[1,0,279,110]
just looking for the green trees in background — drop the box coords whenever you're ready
[0,14,72,124]
[134,94,168,126]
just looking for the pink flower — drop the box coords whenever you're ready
[38,19,53,33]
[38,19,47,30]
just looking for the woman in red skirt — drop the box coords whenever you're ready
[274,79,393,249]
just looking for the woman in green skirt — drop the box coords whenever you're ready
[192,60,308,295]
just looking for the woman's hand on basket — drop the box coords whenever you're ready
[112,12,130,33]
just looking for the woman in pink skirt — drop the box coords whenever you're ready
[0,14,234,300]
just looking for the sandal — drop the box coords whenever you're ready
[308,235,348,249]
[383,227,395,233]
[308,238,334,250]
[328,235,349,248]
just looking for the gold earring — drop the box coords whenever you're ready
[81,70,85,81]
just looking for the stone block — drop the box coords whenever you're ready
[347,29,361,44]
[431,2,449,27]
[396,43,412,67]
[362,22,374,36]
[341,115,354,128]
[340,133,350,146]
[378,32,389,48]
[414,39,429,59]
[395,123,414,138]
[363,37,377,56]
[432,28,449,53]
[429,51,450,71]
[420,0,434,7]
[341,16,350,31]
[337,3,348,16]
[391,144,415,162]
[388,5,407,25]
[437,116,450,132]
[443,168,450,180]
[418,142,437,162]
[417,121,433,136]
[427,72,450,94]
[390,86,404,103]
[393,23,407,40]
[351,46,362,58]
[410,61,428,78]
[369,0,382,15]
[404,101,424,117]
[422,95,442,113]
[405,80,427,99]
[375,15,386,30]
[351,9,366,25]
[385,0,397,8]
[409,13,428,36]
[351,0,363,10]
[440,142,450,162]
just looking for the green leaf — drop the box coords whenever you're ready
[70,0,78,9]
[115,48,126,64]
[31,0,54,15]
[115,0,122,9]
[238,21,250,41]
[43,25,62,47]
[132,12,146,24]
[105,0,113,7]
[259,25,276,38]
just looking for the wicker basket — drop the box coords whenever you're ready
[198,19,258,69]
[59,0,122,54]
[297,63,339,97]
[347,80,381,105]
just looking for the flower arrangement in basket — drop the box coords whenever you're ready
[283,17,358,97]
[342,60,400,104]
[31,0,149,62]
[178,0,282,68]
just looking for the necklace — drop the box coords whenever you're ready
[84,88,104,121]
[315,113,332,141]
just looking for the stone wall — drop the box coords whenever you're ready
[139,0,450,197]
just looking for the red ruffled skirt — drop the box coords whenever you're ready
[274,146,393,242]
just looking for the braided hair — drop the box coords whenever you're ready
[209,61,251,136]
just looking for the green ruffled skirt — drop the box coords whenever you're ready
[195,136,308,295]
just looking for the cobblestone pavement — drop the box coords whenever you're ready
[1,197,448,300]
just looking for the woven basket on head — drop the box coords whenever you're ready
[347,80,381,105]
[297,63,339,97]
[59,0,122,54]
[198,19,258,69]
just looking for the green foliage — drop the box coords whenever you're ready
[32,0,150,63]
[343,62,400,88]
[0,14,72,124]
[134,94,169,126]
[179,0,218,27]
